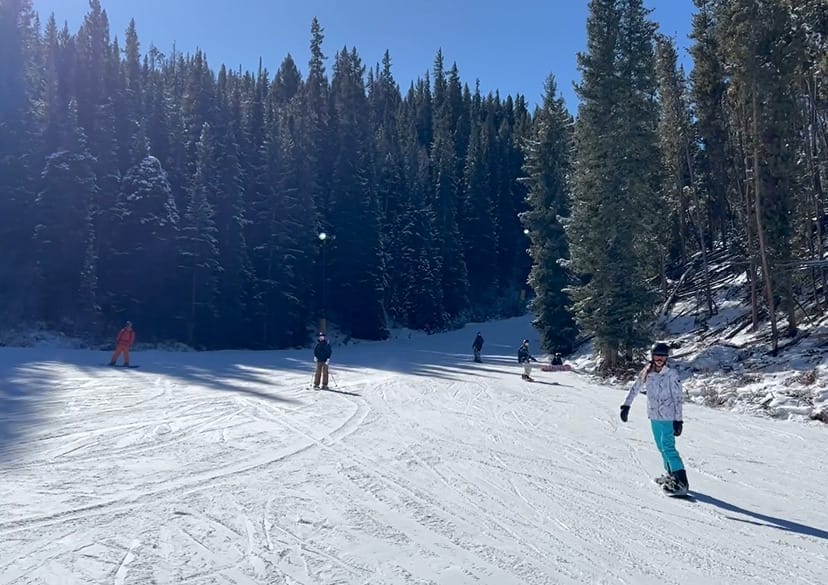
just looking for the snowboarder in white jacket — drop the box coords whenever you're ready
[619,342,689,495]
[517,339,538,381]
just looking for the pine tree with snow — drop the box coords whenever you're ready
[328,47,388,340]
[431,61,469,319]
[461,105,499,307]
[567,0,662,369]
[0,0,39,321]
[178,122,220,346]
[33,100,99,329]
[109,148,179,338]
[521,75,579,354]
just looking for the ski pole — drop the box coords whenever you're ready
[329,369,338,388]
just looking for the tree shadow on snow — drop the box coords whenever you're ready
[320,387,361,397]
[693,491,828,541]
[527,379,574,388]
[0,361,53,462]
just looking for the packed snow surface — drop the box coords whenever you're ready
[1,316,826,584]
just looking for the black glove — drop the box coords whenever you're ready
[673,420,683,436]
[620,405,630,422]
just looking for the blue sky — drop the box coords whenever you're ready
[32,0,696,111]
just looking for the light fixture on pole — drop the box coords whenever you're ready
[521,229,530,301]
[318,232,328,334]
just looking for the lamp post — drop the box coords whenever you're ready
[318,232,327,334]
[521,229,530,301]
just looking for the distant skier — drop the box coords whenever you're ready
[472,332,484,363]
[550,352,563,366]
[619,342,689,496]
[109,321,135,366]
[313,332,332,390]
[517,339,538,381]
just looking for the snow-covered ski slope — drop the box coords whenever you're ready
[1,316,826,585]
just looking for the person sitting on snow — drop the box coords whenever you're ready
[551,352,564,366]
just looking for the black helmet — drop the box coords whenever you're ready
[651,342,670,357]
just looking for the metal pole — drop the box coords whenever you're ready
[318,232,328,334]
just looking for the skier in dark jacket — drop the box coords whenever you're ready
[472,332,484,363]
[517,339,538,380]
[550,352,563,366]
[313,332,332,389]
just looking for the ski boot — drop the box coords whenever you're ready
[662,469,689,496]
[655,472,671,485]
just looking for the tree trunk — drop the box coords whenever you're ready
[805,75,827,308]
[734,121,760,329]
[683,144,714,316]
[751,88,779,353]
[188,268,197,346]
[601,340,618,372]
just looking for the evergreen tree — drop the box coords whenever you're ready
[213,117,256,347]
[110,152,179,338]
[431,56,469,319]
[328,47,387,339]
[33,100,99,330]
[392,86,446,329]
[303,17,332,217]
[689,0,732,246]
[495,94,533,297]
[74,0,109,139]
[0,0,39,321]
[461,108,499,309]
[521,76,578,354]
[568,0,662,369]
[656,35,715,315]
[272,53,301,105]
[178,122,220,346]
[720,0,804,343]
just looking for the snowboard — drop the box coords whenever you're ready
[105,364,140,368]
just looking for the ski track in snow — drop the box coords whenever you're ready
[1,318,826,585]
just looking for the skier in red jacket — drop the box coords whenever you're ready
[109,321,135,366]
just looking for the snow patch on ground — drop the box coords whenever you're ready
[572,269,827,424]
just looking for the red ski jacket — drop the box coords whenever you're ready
[116,328,135,347]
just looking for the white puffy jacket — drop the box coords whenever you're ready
[622,364,683,421]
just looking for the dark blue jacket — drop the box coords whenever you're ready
[314,340,332,362]
[472,334,484,351]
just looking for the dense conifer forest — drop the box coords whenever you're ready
[1,0,825,366]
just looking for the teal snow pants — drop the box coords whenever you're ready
[650,420,684,473]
